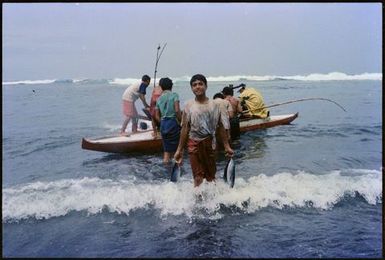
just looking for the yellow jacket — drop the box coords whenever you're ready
[239,87,269,118]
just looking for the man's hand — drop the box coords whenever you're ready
[152,131,159,139]
[224,146,234,158]
[174,149,183,165]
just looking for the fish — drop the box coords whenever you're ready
[223,158,235,188]
[170,162,181,182]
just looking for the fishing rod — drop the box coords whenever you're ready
[240,97,347,113]
[153,43,167,88]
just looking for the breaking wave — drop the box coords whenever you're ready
[108,72,382,84]
[2,79,57,85]
[203,72,382,82]
[2,78,111,86]
[2,169,381,222]
[2,72,381,86]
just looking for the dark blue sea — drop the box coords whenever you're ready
[2,78,383,258]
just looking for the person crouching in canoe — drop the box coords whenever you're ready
[236,83,270,119]
[154,77,182,164]
[173,74,234,187]
[213,92,232,143]
[222,86,243,140]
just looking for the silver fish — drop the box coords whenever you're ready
[170,162,181,182]
[223,158,235,188]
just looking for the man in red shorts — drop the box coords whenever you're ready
[120,75,151,135]
[173,74,234,187]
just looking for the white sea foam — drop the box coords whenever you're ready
[102,120,152,133]
[283,72,382,81]
[110,72,382,84]
[2,169,381,222]
[2,79,57,85]
[73,78,88,83]
[108,78,143,86]
[177,72,382,82]
[102,123,122,132]
[109,78,163,86]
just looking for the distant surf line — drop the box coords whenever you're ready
[2,72,382,86]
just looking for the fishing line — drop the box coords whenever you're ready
[265,97,347,112]
[241,97,347,113]
[230,84,346,112]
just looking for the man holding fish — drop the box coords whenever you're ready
[173,74,234,187]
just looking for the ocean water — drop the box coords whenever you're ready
[2,75,383,257]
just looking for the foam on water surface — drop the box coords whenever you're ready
[3,169,381,222]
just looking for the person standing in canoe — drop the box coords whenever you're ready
[120,75,151,136]
[154,77,182,164]
[236,83,270,119]
[173,74,234,187]
[222,86,243,140]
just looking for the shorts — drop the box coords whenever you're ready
[123,100,138,117]
[229,117,240,140]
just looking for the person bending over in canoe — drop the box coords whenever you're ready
[120,75,151,136]
[222,86,243,140]
[154,77,182,164]
[236,83,270,119]
[213,92,232,142]
[149,82,163,138]
[173,74,234,187]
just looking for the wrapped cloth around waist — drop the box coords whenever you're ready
[160,117,181,139]
[187,136,216,153]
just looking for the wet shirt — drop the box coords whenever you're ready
[182,98,226,142]
[156,90,180,119]
[213,98,232,130]
[122,82,147,102]
[225,95,241,117]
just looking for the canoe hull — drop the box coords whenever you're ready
[239,112,298,132]
[82,113,298,154]
[82,130,163,154]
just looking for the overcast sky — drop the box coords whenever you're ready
[2,3,382,81]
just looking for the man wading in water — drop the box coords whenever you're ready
[173,74,234,187]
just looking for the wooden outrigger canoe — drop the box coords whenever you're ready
[81,112,298,154]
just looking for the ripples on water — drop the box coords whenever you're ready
[2,80,382,257]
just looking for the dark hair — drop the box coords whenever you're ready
[159,77,173,91]
[222,86,234,96]
[190,74,207,86]
[142,75,151,82]
[213,92,224,99]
